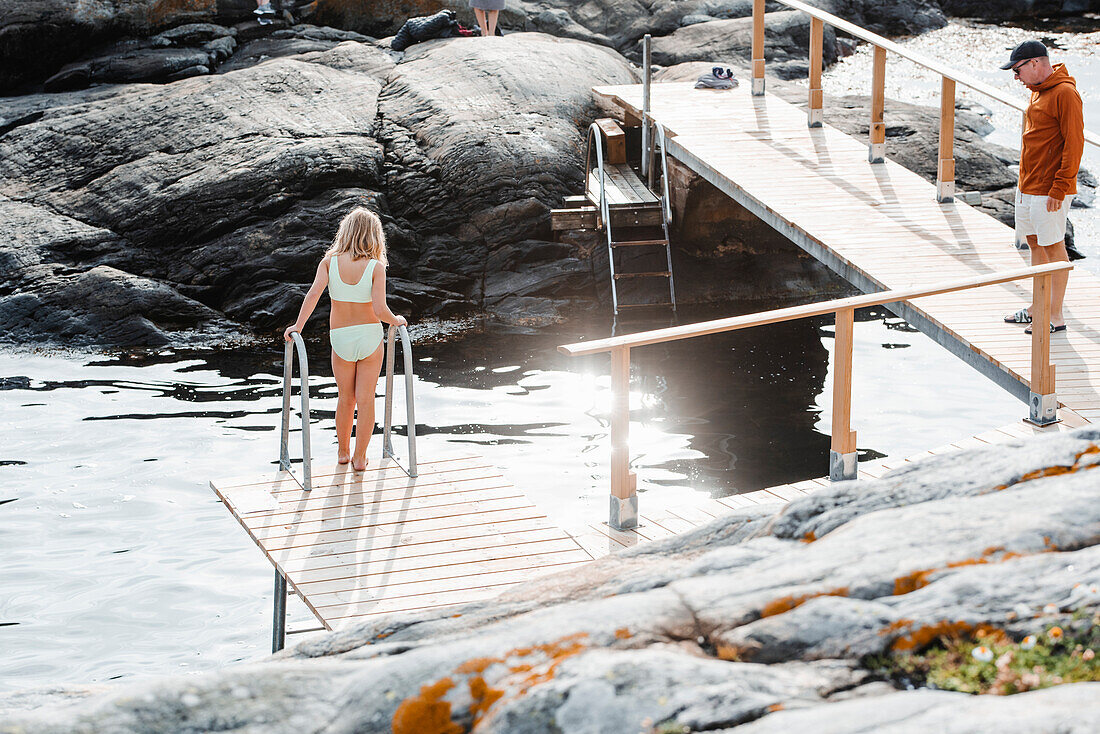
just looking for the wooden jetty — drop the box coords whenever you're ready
[211,1,1100,647]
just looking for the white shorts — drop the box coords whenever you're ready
[1015,190,1067,247]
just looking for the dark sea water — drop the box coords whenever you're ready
[1,17,1096,697]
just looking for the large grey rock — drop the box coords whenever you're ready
[0,33,639,345]
[4,428,1098,731]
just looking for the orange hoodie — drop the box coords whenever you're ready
[1020,63,1084,201]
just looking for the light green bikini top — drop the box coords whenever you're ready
[328,256,377,303]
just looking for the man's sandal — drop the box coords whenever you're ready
[1003,308,1032,324]
[1024,324,1067,335]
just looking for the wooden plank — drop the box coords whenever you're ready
[294,547,592,595]
[275,524,573,574]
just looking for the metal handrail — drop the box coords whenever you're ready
[382,324,418,477]
[586,121,619,312]
[654,122,673,225]
[279,331,312,491]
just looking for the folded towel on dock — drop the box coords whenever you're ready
[695,66,738,89]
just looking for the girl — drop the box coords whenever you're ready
[284,208,407,472]
[470,0,504,37]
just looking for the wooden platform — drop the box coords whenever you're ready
[211,455,593,630]
[594,82,1100,423]
[587,163,660,207]
[567,410,1091,555]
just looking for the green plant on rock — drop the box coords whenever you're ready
[867,615,1100,695]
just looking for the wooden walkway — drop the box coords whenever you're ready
[211,455,593,630]
[212,412,1086,630]
[595,82,1100,423]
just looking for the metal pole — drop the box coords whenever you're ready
[279,341,292,471]
[291,334,312,491]
[399,325,418,477]
[641,34,651,180]
[272,570,286,653]
[383,326,396,460]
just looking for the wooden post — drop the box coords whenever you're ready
[937,76,956,202]
[830,308,858,481]
[751,0,766,95]
[1027,273,1059,425]
[609,346,638,528]
[868,45,886,163]
[808,18,824,127]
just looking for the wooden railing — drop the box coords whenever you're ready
[558,262,1072,529]
[753,0,1100,202]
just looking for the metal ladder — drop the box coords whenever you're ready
[587,121,677,315]
[272,325,418,652]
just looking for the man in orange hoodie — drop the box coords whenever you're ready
[1001,40,1084,335]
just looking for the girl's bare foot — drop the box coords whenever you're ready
[352,455,368,471]
[337,451,351,465]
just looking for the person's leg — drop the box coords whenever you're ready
[473,8,489,36]
[487,10,499,35]
[331,350,357,464]
[351,344,385,471]
[1043,241,1069,328]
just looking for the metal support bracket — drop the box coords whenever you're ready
[609,493,639,530]
[829,450,858,482]
[808,108,823,128]
[868,142,885,164]
[1026,392,1060,427]
[936,179,955,203]
[752,77,765,96]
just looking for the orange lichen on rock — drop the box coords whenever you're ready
[801,531,816,543]
[716,644,743,662]
[990,444,1100,491]
[615,628,632,640]
[877,618,915,636]
[760,587,849,618]
[445,633,591,726]
[890,621,1005,652]
[391,678,461,734]
[767,703,785,713]
[468,676,504,721]
[894,548,1029,596]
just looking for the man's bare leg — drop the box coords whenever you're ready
[487,10,499,35]
[1028,234,1068,328]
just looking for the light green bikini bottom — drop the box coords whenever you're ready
[330,323,383,362]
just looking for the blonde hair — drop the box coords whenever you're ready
[327,207,388,264]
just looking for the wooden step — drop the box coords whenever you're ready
[611,239,668,247]
[609,208,664,227]
[617,302,674,309]
[551,206,597,231]
[614,271,672,279]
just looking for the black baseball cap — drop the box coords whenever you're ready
[1000,40,1047,70]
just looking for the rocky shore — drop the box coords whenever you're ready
[2,427,1098,731]
[0,0,1093,347]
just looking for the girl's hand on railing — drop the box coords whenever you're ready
[392,315,408,327]
[283,325,300,342]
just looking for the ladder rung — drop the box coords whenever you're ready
[610,239,668,247]
[614,271,671,279]
[617,302,674,308]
